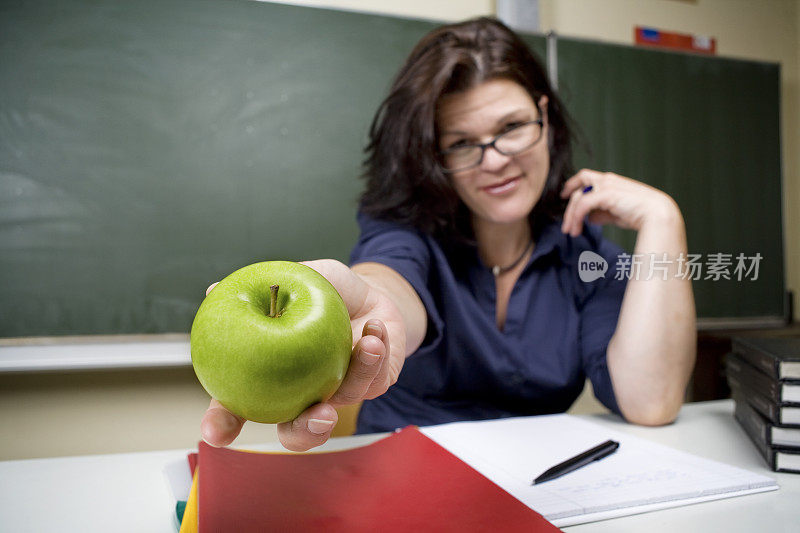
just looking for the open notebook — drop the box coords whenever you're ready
[420,414,778,527]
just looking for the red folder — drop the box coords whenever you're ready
[197,426,560,532]
[188,452,198,476]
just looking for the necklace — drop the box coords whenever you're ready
[491,240,534,277]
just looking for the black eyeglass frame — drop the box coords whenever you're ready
[437,118,545,173]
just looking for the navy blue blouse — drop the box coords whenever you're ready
[349,212,627,434]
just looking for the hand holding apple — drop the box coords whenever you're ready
[191,261,353,424]
[199,259,408,451]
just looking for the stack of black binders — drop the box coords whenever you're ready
[726,337,800,474]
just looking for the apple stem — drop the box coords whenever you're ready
[269,284,279,318]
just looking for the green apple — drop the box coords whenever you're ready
[190,261,352,424]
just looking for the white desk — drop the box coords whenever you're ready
[0,400,796,532]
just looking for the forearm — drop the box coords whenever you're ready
[351,262,427,357]
[607,202,697,425]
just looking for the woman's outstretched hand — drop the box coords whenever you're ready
[199,259,407,451]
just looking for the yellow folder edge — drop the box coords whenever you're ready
[178,470,198,533]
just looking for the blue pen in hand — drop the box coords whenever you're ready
[533,440,620,485]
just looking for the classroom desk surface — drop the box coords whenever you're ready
[0,400,796,532]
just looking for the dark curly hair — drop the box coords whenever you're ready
[359,17,574,244]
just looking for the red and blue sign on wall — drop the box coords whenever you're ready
[635,26,716,54]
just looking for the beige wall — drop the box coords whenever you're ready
[262,0,494,20]
[3,0,798,461]
[0,361,604,460]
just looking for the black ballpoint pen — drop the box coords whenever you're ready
[533,439,620,485]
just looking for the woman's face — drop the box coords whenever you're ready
[436,78,549,229]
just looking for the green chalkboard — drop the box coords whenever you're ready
[0,0,445,336]
[557,37,785,324]
[0,1,784,338]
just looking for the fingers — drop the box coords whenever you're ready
[561,187,584,236]
[562,180,603,237]
[277,402,339,452]
[328,320,388,406]
[560,169,604,199]
[205,282,219,296]
[201,399,245,447]
[562,169,675,234]
[569,190,612,236]
[561,170,609,237]
[277,320,390,452]
[363,320,395,400]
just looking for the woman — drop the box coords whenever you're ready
[201,17,696,451]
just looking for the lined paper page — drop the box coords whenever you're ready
[421,415,777,527]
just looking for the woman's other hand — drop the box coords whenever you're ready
[560,169,682,236]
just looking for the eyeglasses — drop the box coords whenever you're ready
[438,119,545,173]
